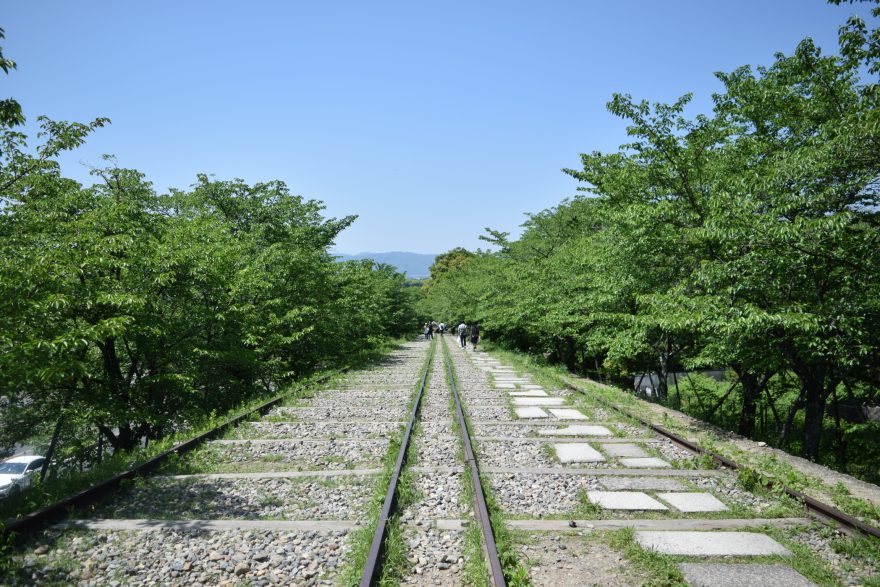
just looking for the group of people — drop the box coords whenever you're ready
[422,320,480,350]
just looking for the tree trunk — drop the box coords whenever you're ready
[655,336,671,401]
[832,384,847,472]
[778,395,804,448]
[802,376,826,462]
[41,416,64,482]
[735,369,774,438]
[98,422,139,452]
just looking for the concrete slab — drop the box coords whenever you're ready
[587,491,668,510]
[165,468,382,480]
[659,492,729,512]
[679,564,815,587]
[521,384,544,390]
[495,383,517,389]
[599,477,688,491]
[484,467,724,477]
[635,531,790,556]
[435,519,466,531]
[506,518,812,532]
[538,425,613,436]
[554,443,605,463]
[620,457,671,468]
[600,443,649,458]
[549,408,588,420]
[509,390,549,397]
[59,519,358,532]
[515,407,550,419]
[512,397,565,406]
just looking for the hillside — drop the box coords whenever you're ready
[335,251,436,278]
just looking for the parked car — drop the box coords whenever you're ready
[0,455,46,497]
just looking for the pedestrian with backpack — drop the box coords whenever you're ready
[470,323,480,351]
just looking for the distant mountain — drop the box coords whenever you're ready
[334,251,436,278]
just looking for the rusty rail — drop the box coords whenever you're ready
[1,390,292,544]
[443,338,507,587]
[359,339,435,586]
[564,380,880,540]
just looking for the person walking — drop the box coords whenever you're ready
[458,321,468,348]
[438,322,446,336]
[424,322,432,340]
[470,323,480,351]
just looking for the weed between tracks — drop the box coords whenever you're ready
[340,338,434,586]
[443,343,488,587]
[442,339,531,587]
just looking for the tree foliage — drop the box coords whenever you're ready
[421,5,880,473]
[0,89,415,463]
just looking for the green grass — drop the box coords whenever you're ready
[442,338,531,586]
[339,337,435,586]
[609,527,687,586]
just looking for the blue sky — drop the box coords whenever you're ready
[4,1,874,254]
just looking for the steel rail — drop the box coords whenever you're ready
[1,387,297,544]
[442,338,508,587]
[564,381,880,540]
[359,339,435,586]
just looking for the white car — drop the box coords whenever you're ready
[0,455,46,497]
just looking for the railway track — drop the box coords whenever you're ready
[440,339,880,587]
[3,341,432,585]
[3,335,879,586]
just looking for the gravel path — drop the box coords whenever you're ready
[200,438,389,470]
[16,528,351,586]
[231,421,401,440]
[91,476,374,521]
[398,343,467,585]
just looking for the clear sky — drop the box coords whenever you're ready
[4,1,874,254]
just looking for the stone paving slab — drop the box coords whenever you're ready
[409,465,467,474]
[506,518,811,532]
[549,408,588,420]
[620,457,671,468]
[483,467,725,477]
[512,397,565,406]
[600,443,649,457]
[515,407,550,419]
[495,383,517,389]
[599,477,688,490]
[659,492,729,512]
[537,425,613,436]
[554,443,605,463]
[521,384,544,390]
[635,531,790,556]
[679,563,816,587]
[474,436,651,443]
[509,390,549,397]
[587,491,668,510]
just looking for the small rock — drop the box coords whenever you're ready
[33,545,49,555]
[234,562,250,576]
